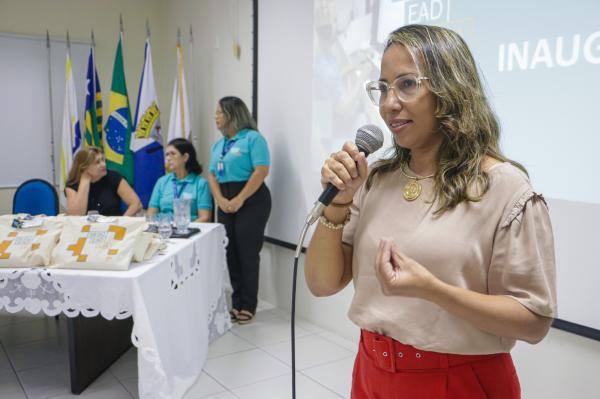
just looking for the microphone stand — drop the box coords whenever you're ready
[289,126,383,398]
[291,203,323,399]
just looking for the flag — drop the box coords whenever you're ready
[132,38,164,208]
[59,51,81,206]
[167,43,191,142]
[83,47,103,147]
[104,34,134,184]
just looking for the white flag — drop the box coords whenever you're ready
[167,44,191,142]
[132,38,162,152]
[60,52,81,206]
[132,38,165,208]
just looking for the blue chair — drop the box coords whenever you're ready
[12,179,59,216]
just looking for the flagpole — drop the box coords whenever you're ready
[90,29,97,147]
[176,28,186,139]
[46,30,57,186]
[120,14,124,41]
[120,15,127,116]
[189,24,197,147]
[91,29,96,105]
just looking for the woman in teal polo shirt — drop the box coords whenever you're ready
[208,96,271,324]
[148,138,213,222]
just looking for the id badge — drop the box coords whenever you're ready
[217,161,224,177]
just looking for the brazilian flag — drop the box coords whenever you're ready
[104,35,134,184]
[83,48,103,147]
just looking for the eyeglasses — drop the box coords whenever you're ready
[365,74,429,106]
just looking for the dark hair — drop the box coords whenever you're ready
[167,138,202,175]
[218,96,257,134]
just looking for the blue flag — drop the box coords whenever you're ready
[83,47,103,148]
[132,38,164,208]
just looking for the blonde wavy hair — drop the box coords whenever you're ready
[366,24,526,213]
[66,146,103,188]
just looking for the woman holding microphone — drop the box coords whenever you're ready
[305,25,556,398]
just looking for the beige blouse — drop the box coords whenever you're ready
[342,162,557,355]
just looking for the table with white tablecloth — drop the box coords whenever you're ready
[0,222,232,399]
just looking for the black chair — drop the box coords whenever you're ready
[12,179,59,216]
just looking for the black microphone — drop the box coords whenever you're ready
[305,124,384,225]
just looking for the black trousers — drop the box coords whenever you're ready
[218,182,271,314]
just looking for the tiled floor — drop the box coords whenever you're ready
[0,304,357,398]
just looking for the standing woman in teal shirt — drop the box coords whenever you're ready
[208,96,271,324]
[148,138,213,222]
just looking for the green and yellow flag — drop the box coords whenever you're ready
[104,35,134,184]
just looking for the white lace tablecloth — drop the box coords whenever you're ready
[0,222,232,399]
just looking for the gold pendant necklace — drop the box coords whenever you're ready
[403,180,422,201]
[400,164,435,201]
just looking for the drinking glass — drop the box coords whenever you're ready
[145,213,158,233]
[157,214,172,243]
[173,198,191,235]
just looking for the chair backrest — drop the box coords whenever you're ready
[12,179,59,216]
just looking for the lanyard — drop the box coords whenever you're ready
[220,138,237,160]
[217,138,237,178]
[172,180,188,199]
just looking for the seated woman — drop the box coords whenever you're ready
[65,146,142,216]
[148,138,212,222]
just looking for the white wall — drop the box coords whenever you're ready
[153,0,254,180]
[0,0,253,214]
[258,243,600,399]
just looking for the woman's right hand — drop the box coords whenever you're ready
[80,170,92,185]
[321,141,368,205]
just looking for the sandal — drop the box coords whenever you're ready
[229,309,239,323]
[236,310,254,325]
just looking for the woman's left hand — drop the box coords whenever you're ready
[228,196,245,213]
[375,237,437,299]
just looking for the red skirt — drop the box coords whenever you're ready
[352,330,521,399]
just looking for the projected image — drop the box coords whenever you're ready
[312,0,458,172]
[312,0,384,171]
[310,0,600,331]
[313,0,600,206]
[258,0,600,333]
